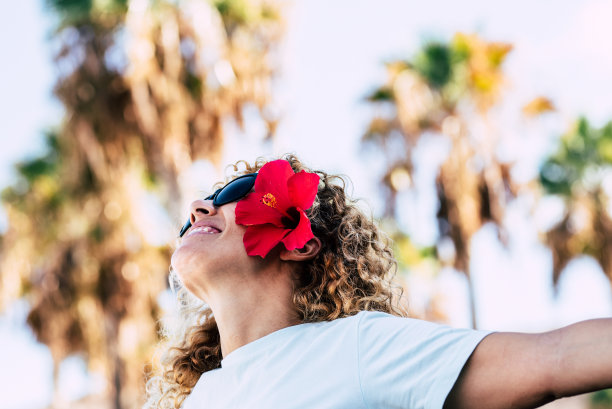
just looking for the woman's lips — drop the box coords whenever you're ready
[186,226,221,237]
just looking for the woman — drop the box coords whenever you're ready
[145,154,612,409]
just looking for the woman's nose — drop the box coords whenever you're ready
[189,199,217,224]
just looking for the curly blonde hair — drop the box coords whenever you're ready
[143,154,407,408]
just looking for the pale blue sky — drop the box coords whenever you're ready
[0,1,60,189]
[2,0,612,407]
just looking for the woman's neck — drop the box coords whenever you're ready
[206,265,300,358]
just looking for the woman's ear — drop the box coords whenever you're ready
[280,237,322,261]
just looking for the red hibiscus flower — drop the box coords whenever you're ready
[235,160,320,258]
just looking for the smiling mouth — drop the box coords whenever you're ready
[187,226,222,236]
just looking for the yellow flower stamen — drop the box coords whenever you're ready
[261,193,278,208]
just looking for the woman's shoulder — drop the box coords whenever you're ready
[321,310,419,329]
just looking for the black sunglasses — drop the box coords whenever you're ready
[178,173,258,237]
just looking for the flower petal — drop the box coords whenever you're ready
[287,171,320,210]
[243,224,291,258]
[281,208,315,251]
[253,160,293,210]
[235,191,285,227]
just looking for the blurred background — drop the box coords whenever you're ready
[1,0,612,408]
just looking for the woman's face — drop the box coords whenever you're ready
[170,199,259,299]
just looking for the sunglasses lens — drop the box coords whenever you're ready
[214,175,255,206]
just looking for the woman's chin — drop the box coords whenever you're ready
[170,246,188,273]
[171,242,208,270]
[171,247,218,294]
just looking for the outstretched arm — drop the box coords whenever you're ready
[444,319,612,409]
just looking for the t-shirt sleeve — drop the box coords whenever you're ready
[357,311,492,409]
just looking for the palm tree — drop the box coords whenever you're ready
[539,118,612,288]
[363,33,520,328]
[0,0,283,407]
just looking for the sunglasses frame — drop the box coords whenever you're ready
[179,173,258,237]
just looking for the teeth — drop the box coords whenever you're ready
[187,226,220,236]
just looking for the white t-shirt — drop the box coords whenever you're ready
[181,311,491,409]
